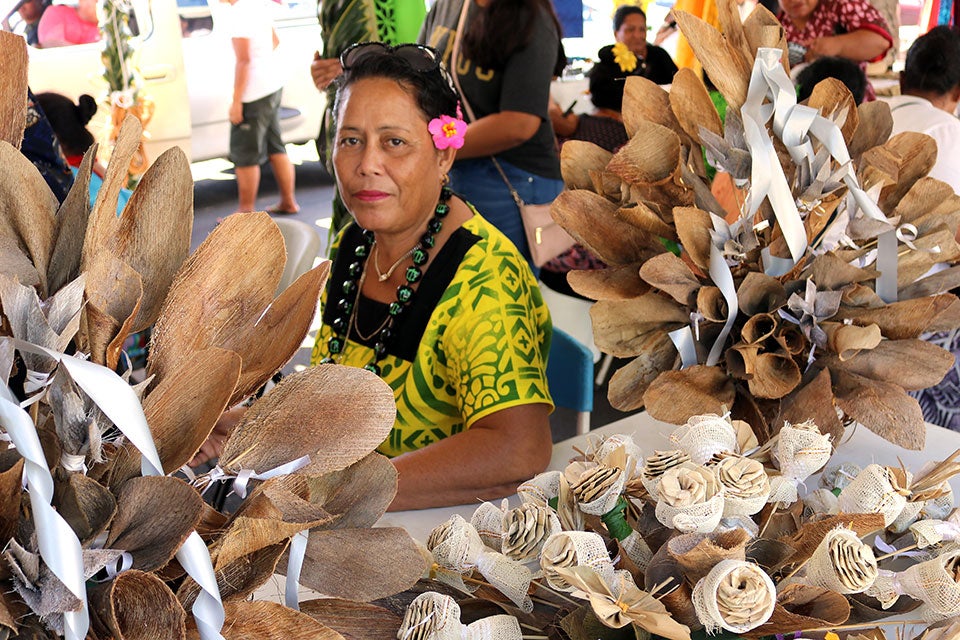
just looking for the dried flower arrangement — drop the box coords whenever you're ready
[403,419,960,640]
[551,0,960,451]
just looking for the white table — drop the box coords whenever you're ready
[381,411,960,542]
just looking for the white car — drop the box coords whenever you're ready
[4,0,324,164]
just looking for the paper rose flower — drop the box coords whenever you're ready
[428,112,467,150]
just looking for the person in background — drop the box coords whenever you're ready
[418,0,566,272]
[795,55,867,104]
[34,92,132,212]
[12,0,47,46]
[221,0,300,215]
[778,0,891,99]
[37,0,99,47]
[21,88,74,202]
[196,44,554,510]
[540,44,637,297]
[888,26,960,195]
[611,5,677,85]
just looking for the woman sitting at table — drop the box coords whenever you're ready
[254,45,550,514]
[778,0,892,99]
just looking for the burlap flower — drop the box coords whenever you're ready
[715,455,769,517]
[670,413,739,464]
[656,463,724,533]
[801,526,878,595]
[767,421,832,504]
[540,531,617,593]
[398,591,521,640]
[865,548,960,618]
[471,501,561,563]
[642,449,691,499]
[691,560,776,634]
[837,463,909,527]
[569,451,633,516]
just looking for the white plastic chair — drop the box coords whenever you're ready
[273,218,323,294]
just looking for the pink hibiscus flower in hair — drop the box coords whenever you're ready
[428,105,467,150]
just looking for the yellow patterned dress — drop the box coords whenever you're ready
[311,212,553,457]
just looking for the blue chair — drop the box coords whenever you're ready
[547,327,594,435]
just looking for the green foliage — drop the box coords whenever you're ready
[100,0,140,99]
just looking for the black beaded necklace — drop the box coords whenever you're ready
[320,187,452,375]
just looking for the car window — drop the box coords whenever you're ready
[177,0,211,37]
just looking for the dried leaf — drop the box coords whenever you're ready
[552,190,663,265]
[831,369,925,450]
[777,368,843,441]
[674,9,751,110]
[674,206,714,270]
[835,294,960,339]
[807,78,859,146]
[561,141,613,189]
[568,263,649,300]
[47,147,94,295]
[591,294,689,356]
[299,598,400,640]
[819,338,953,390]
[0,33,27,148]
[639,253,700,306]
[644,366,736,424]
[607,332,679,411]
[187,600,344,640]
[670,67,722,144]
[622,75,683,139]
[848,100,894,160]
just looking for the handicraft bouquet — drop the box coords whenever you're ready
[549,0,960,453]
[407,419,960,639]
[0,32,437,640]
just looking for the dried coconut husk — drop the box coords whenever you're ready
[88,569,185,640]
[776,368,843,441]
[80,252,143,369]
[218,365,395,478]
[743,584,850,638]
[673,9,751,111]
[83,115,141,247]
[807,78,859,145]
[589,294,688,357]
[0,274,83,376]
[299,598,401,640]
[551,189,664,266]
[622,75,684,140]
[0,142,58,295]
[737,272,787,316]
[106,476,204,572]
[179,541,287,607]
[567,263,648,301]
[46,147,94,295]
[898,227,960,288]
[0,458,22,544]
[639,253,700,307]
[830,368,926,450]
[608,120,682,187]
[741,312,778,345]
[819,339,954,391]
[742,4,788,70]
[644,366,736,424]
[287,527,425,602]
[645,539,701,629]
[560,141,613,190]
[820,321,882,360]
[674,206,714,271]
[588,169,626,202]
[745,538,796,574]
[756,498,804,540]
[835,293,960,340]
[697,285,728,323]
[295,452,398,529]
[848,100,893,160]
[0,32,27,149]
[847,590,922,623]
[618,201,678,240]
[804,253,879,290]
[0,589,25,637]
[187,600,344,640]
[607,332,678,412]
[0,233,41,287]
[878,132,940,212]
[901,265,960,301]
[668,529,750,584]
[54,472,116,545]
[737,348,801,399]
[894,177,960,228]
[670,68,722,145]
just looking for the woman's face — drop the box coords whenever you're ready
[333,77,455,239]
[615,13,648,57]
[781,0,819,23]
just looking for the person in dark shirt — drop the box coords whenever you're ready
[611,5,678,85]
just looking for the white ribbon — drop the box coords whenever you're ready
[706,238,739,367]
[285,530,309,610]
[0,385,89,640]
[60,452,87,474]
[202,455,311,500]
[669,326,699,368]
[3,338,226,640]
[874,537,925,558]
[24,369,52,395]
[897,223,941,254]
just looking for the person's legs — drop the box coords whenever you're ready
[264,89,299,213]
[235,165,260,212]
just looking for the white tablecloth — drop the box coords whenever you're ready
[381,411,960,543]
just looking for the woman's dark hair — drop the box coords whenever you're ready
[612,5,646,32]
[588,44,638,111]
[34,92,97,156]
[796,56,867,104]
[334,49,460,125]
[902,26,960,96]
[461,0,563,71]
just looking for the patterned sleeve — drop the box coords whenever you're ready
[442,244,553,428]
[837,0,893,53]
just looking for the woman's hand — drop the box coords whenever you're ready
[311,52,343,91]
[190,405,247,468]
[804,29,890,62]
[228,100,243,126]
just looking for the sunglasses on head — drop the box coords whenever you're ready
[340,43,441,73]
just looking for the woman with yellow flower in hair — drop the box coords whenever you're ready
[610,5,678,85]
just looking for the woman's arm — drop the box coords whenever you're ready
[805,29,890,62]
[456,110,542,158]
[388,403,553,511]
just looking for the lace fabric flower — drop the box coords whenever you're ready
[611,41,638,73]
[428,108,467,150]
